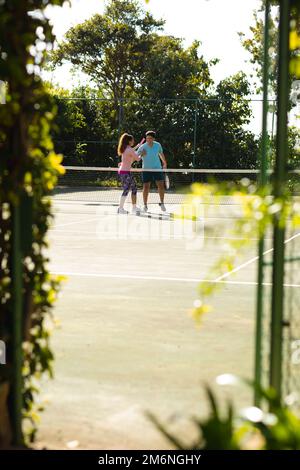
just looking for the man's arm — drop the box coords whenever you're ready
[159,152,167,169]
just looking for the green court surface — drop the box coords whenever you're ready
[35,196,296,450]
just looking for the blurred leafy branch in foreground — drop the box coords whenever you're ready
[148,376,300,450]
[0,0,67,446]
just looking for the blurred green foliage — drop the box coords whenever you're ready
[0,0,66,445]
[149,377,300,450]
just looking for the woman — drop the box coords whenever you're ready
[117,133,145,214]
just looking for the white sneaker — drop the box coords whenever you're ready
[117,207,128,214]
[132,206,141,215]
[159,203,166,212]
[143,205,148,212]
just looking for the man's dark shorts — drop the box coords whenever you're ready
[142,171,165,184]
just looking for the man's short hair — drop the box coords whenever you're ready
[146,130,156,138]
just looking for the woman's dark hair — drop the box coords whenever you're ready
[118,133,134,156]
[146,130,156,138]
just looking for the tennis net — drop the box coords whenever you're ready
[53,166,260,205]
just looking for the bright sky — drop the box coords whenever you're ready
[45,0,262,88]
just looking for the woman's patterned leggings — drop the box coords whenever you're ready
[119,172,137,197]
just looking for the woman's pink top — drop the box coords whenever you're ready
[118,146,141,173]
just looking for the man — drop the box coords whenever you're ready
[137,130,167,212]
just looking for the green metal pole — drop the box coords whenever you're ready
[254,0,270,407]
[11,202,24,445]
[269,0,290,401]
[118,98,122,135]
[193,99,198,169]
[271,100,276,141]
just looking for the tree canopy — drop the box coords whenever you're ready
[50,0,164,100]
[239,0,300,93]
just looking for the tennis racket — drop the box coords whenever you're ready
[165,172,170,190]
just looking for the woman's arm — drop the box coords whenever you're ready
[133,138,145,151]
[130,147,144,162]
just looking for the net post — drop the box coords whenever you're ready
[193,99,198,169]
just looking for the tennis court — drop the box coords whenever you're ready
[35,171,299,449]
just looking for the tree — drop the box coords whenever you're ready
[48,0,258,169]
[49,0,164,102]
[239,0,300,93]
[238,1,279,94]
[48,0,221,167]
[141,36,216,99]
[197,72,259,169]
[49,84,120,166]
[50,72,259,170]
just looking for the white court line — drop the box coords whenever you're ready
[49,228,272,241]
[53,217,100,228]
[214,231,300,282]
[50,271,300,288]
[49,233,269,243]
